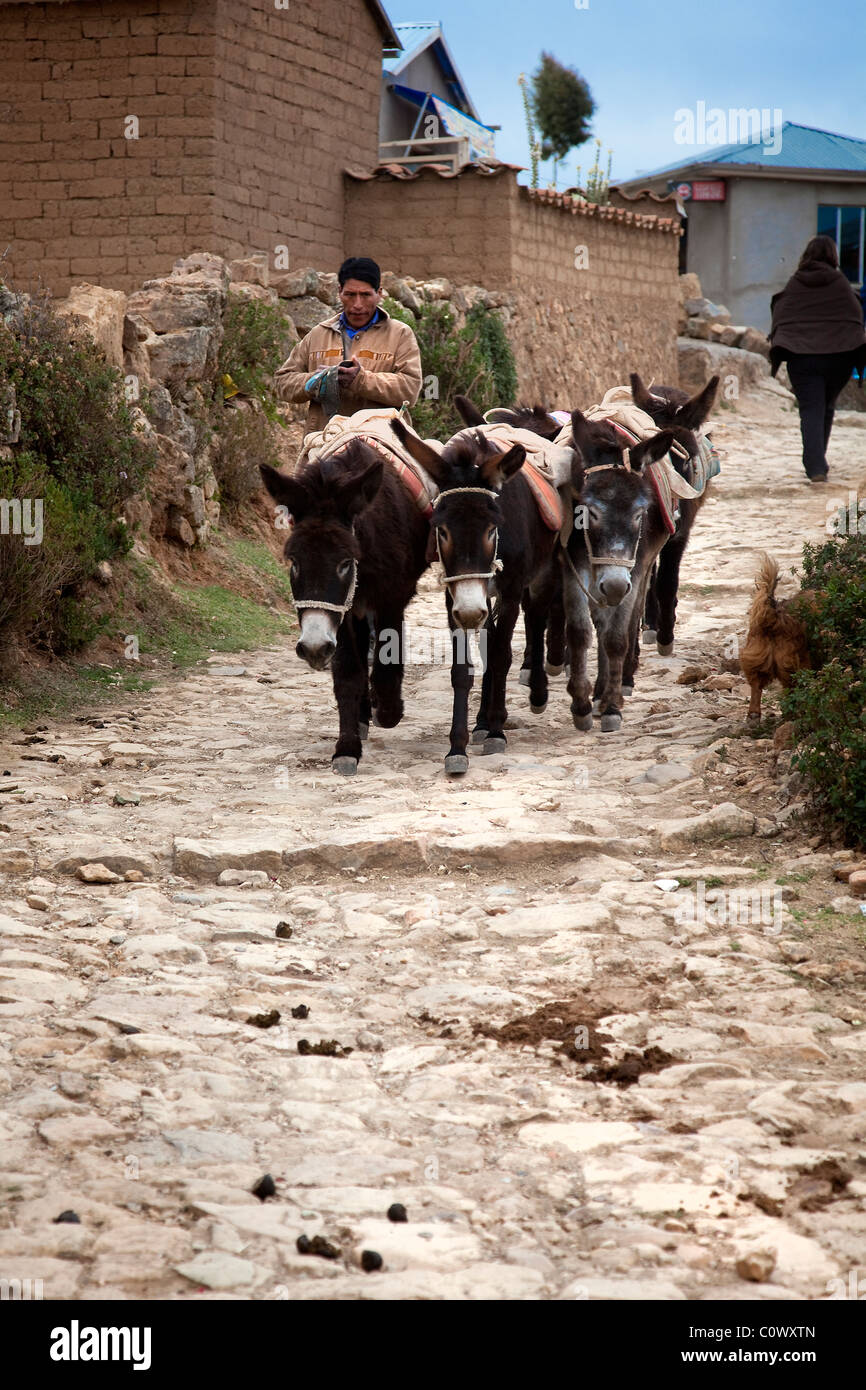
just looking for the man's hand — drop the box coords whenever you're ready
[337,357,361,389]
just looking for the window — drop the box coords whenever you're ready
[817,204,865,283]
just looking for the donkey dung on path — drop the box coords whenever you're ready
[260,439,430,776]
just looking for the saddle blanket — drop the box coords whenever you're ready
[299,408,441,518]
[557,385,721,534]
[451,421,570,531]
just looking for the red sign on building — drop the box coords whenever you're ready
[692,180,726,201]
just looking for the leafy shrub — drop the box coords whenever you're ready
[781,530,866,844]
[0,292,155,653]
[383,297,518,438]
[0,295,153,509]
[211,297,294,508]
[217,297,296,422]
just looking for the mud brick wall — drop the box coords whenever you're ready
[0,0,383,295]
[211,0,382,273]
[344,169,682,406]
[509,186,682,405]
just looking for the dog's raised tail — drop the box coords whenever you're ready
[748,553,782,632]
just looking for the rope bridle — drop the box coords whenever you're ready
[292,558,358,617]
[432,486,504,588]
[562,460,644,605]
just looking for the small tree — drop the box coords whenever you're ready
[530,52,595,187]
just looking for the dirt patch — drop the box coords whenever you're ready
[790,1158,852,1211]
[474,996,611,1063]
[585,1045,676,1087]
[472,991,678,1086]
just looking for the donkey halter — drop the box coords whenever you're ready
[432,486,504,588]
[562,458,644,605]
[292,557,358,617]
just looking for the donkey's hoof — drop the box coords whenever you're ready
[482,735,507,756]
[572,711,593,732]
[657,641,674,657]
[332,756,358,776]
[622,684,634,698]
[529,699,548,714]
[642,628,657,646]
[444,753,469,776]
[545,662,564,676]
[519,668,531,687]
[470,727,488,744]
[600,712,623,732]
[358,722,369,742]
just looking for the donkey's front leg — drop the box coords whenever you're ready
[370,608,406,728]
[445,598,475,776]
[562,560,594,731]
[332,617,367,775]
[481,594,520,755]
[655,534,687,656]
[545,566,567,675]
[352,615,372,740]
[623,570,652,696]
[643,559,660,647]
[597,598,637,732]
[525,583,550,714]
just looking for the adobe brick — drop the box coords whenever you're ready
[70,256,126,276]
[81,16,130,39]
[99,36,154,58]
[157,35,209,56]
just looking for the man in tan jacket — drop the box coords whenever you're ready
[274,256,423,431]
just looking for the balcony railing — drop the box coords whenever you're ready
[378,135,472,175]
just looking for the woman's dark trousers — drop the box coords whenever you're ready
[786,351,856,479]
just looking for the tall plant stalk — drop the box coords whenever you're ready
[518,73,541,189]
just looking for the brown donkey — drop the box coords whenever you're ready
[260,442,430,775]
[391,411,559,772]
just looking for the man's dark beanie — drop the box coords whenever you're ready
[338,256,381,290]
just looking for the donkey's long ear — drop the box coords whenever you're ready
[390,418,447,485]
[628,430,675,471]
[454,395,485,427]
[260,464,309,520]
[335,457,384,519]
[569,408,595,462]
[630,372,659,414]
[480,442,525,490]
[675,375,719,430]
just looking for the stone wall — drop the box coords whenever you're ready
[344,167,682,404]
[0,0,385,295]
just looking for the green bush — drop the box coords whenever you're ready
[383,297,518,438]
[211,297,294,509]
[0,292,155,653]
[0,296,153,509]
[217,297,295,422]
[781,530,866,844]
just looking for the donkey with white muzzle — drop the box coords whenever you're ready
[559,410,676,731]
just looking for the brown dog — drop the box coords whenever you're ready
[739,554,816,721]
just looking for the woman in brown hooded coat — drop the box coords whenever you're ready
[769,235,866,481]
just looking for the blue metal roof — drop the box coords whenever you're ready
[383,23,441,73]
[636,122,866,179]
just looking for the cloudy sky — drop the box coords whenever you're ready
[386,0,862,184]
